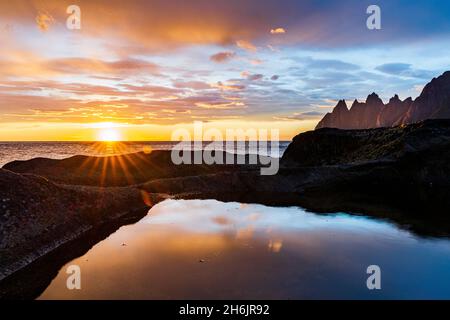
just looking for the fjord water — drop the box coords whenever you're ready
[39,199,450,299]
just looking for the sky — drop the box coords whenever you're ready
[1,0,450,141]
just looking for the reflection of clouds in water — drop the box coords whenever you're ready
[268,239,283,253]
[143,199,402,238]
[247,213,261,221]
[235,226,254,240]
[212,216,232,226]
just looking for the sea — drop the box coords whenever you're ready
[0,141,291,167]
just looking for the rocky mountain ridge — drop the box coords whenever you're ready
[316,71,450,129]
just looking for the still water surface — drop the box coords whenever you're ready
[39,199,450,299]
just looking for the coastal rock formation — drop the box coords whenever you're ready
[349,93,385,129]
[316,71,450,129]
[284,119,450,166]
[315,100,347,129]
[377,95,413,127]
[403,71,450,123]
[2,151,245,187]
[281,119,450,219]
[0,168,163,281]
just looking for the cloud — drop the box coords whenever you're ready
[273,113,305,121]
[3,0,450,52]
[267,45,280,52]
[270,27,286,34]
[295,57,360,71]
[0,57,161,78]
[45,58,160,76]
[213,81,246,91]
[119,84,181,97]
[241,71,250,78]
[195,101,245,109]
[249,59,263,65]
[375,63,435,79]
[210,51,236,63]
[173,80,211,90]
[301,111,323,116]
[236,40,257,52]
[0,84,248,124]
[273,111,323,121]
[35,11,54,32]
[0,80,123,96]
[247,74,264,81]
[414,84,425,93]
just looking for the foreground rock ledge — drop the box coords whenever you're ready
[0,168,167,282]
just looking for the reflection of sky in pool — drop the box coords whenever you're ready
[39,199,450,299]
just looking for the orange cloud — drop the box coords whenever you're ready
[212,81,246,91]
[0,57,160,78]
[1,0,415,53]
[0,1,276,52]
[270,27,286,34]
[46,58,160,76]
[236,40,257,52]
[35,11,54,32]
[240,71,250,78]
[173,81,211,90]
[195,101,245,109]
[249,59,263,65]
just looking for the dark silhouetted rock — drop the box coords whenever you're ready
[402,71,450,123]
[316,71,450,129]
[378,95,413,127]
[316,93,384,129]
[2,150,254,187]
[0,168,163,281]
[315,99,349,129]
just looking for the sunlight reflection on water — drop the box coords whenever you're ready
[0,141,290,167]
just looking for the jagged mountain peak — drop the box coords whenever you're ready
[366,92,383,105]
[315,71,450,130]
[333,99,348,112]
[389,94,401,103]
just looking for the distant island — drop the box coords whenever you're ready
[316,71,450,129]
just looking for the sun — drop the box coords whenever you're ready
[98,128,121,141]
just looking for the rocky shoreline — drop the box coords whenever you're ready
[0,169,168,280]
[1,119,450,298]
